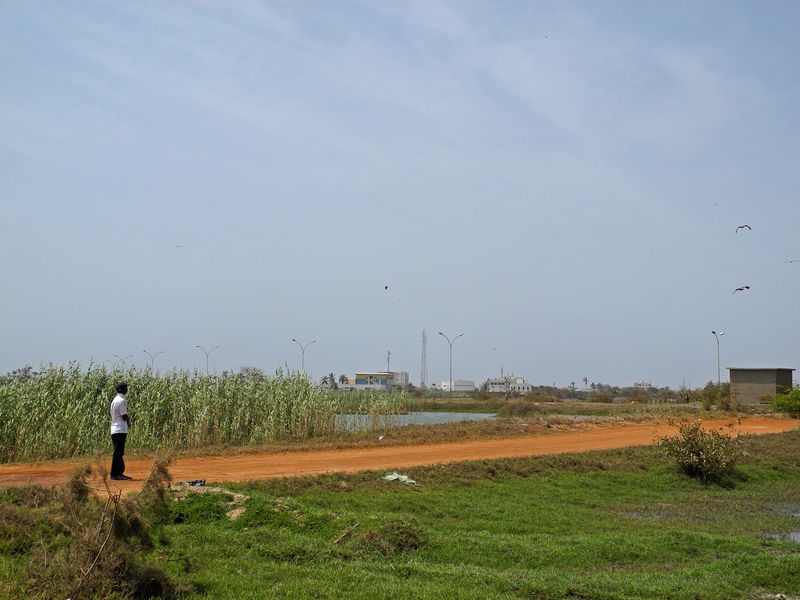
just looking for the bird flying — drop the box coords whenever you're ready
[735,225,751,232]
[733,285,750,294]
[785,259,799,263]
[384,285,389,291]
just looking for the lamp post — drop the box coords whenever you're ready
[711,331,724,388]
[291,338,316,377]
[196,345,219,376]
[438,331,463,399]
[113,354,133,370]
[143,349,165,371]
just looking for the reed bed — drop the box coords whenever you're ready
[0,363,415,463]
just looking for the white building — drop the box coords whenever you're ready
[486,376,533,395]
[440,379,476,392]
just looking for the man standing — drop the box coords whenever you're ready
[110,382,132,480]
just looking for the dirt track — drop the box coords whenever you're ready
[0,417,796,493]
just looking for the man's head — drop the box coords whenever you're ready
[115,382,128,395]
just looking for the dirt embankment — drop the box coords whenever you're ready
[0,417,796,492]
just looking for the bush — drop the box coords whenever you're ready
[772,388,800,418]
[588,392,614,403]
[498,399,545,418]
[658,420,746,484]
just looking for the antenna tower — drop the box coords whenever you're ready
[420,330,428,389]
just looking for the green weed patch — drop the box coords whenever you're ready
[2,431,798,599]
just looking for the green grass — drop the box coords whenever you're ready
[159,432,799,598]
[2,431,798,599]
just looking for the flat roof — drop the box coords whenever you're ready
[726,367,795,371]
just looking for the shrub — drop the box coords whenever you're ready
[658,419,746,484]
[772,388,800,418]
[498,399,543,418]
[588,392,614,403]
[522,390,556,403]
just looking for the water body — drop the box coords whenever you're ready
[767,531,800,543]
[335,411,496,432]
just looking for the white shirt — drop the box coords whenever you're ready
[110,393,129,434]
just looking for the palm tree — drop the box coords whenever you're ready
[339,374,349,385]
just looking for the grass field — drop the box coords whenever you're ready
[2,429,798,600]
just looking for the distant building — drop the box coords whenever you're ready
[440,379,476,392]
[486,376,532,395]
[728,368,794,405]
[343,371,410,391]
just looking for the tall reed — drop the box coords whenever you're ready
[0,363,414,462]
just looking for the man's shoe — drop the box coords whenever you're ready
[120,475,133,480]
[110,475,124,480]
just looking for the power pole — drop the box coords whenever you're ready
[386,350,391,373]
[420,330,428,389]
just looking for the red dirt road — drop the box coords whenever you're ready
[1,417,796,493]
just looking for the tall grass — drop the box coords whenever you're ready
[0,363,415,463]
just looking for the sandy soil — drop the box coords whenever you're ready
[0,417,796,493]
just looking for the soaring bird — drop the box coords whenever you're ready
[785,259,799,263]
[735,225,751,232]
[733,285,750,294]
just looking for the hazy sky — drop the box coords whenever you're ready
[1,1,798,389]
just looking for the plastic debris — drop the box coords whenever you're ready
[382,471,418,485]
[188,479,206,486]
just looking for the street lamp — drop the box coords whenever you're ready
[113,354,133,370]
[291,338,316,377]
[711,331,724,388]
[438,331,463,399]
[196,345,219,376]
[143,349,165,371]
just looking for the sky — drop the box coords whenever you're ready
[1,0,798,389]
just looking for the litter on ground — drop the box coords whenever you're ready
[382,471,418,486]
[170,481,250,519]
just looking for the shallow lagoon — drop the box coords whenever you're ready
[335,411,496,431]
[334,411,616,432]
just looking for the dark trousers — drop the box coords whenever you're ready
[111,432,127,477]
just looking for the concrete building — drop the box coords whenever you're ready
[344,371,409,391]
[486,376,533,395]
[440,379,476,392]
[728,367,794,405]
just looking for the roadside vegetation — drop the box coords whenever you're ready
[658,419,748,485]
[772,388,800,418]
[2,364,792,464]
[1,430,798,599]
[0,363,416,463]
